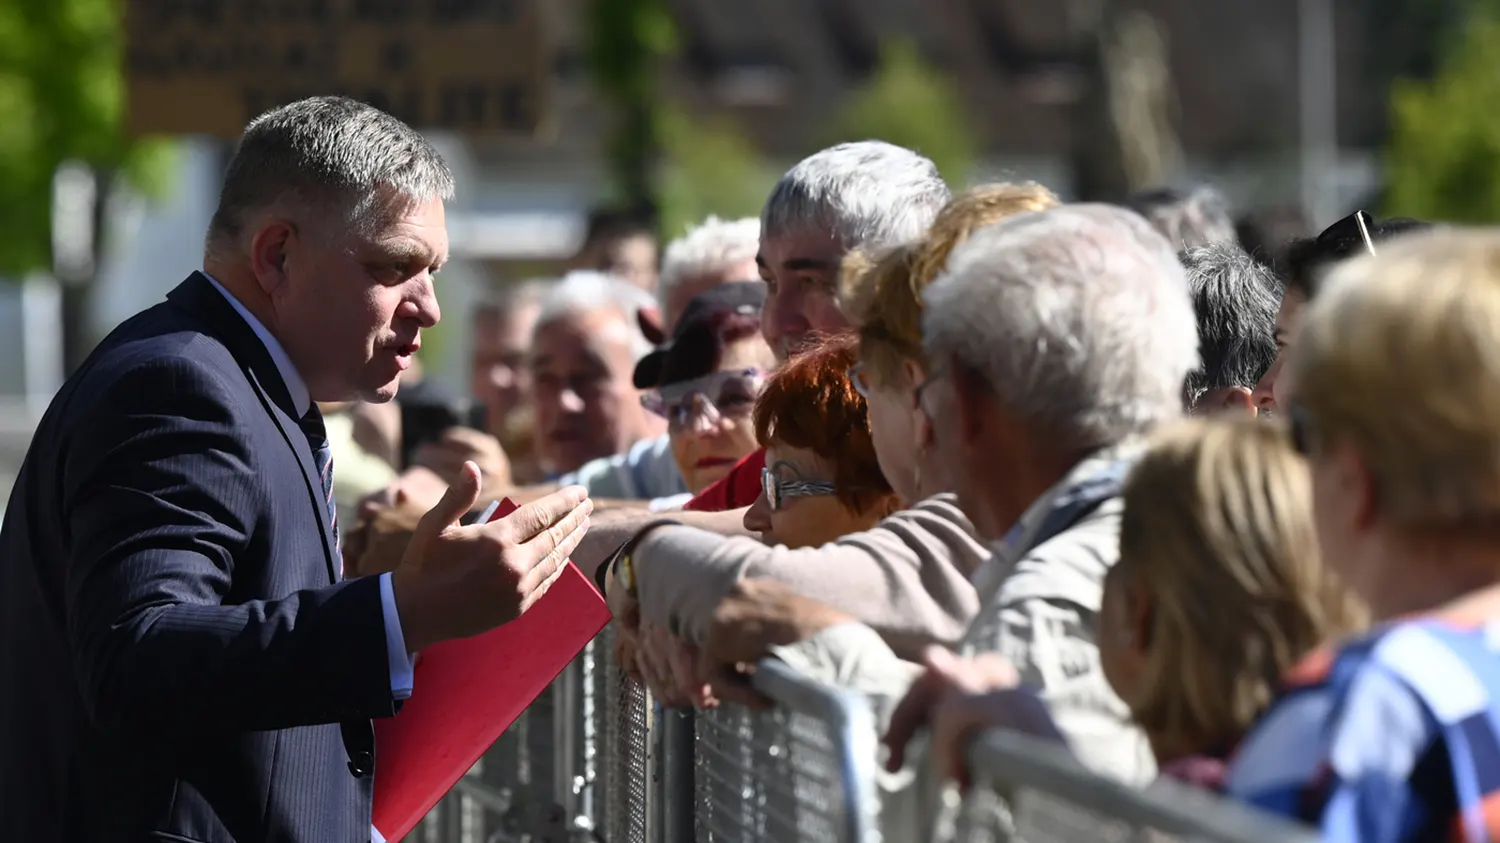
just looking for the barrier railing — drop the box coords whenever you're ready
[945,728,1320,843]
[689,659,880,843]
[411,637,1315,843]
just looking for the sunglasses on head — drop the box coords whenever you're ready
[1319,209,1378,258]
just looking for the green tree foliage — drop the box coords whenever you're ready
[823,40,978,187]
[0,0,175,277]
[582,0,677,213]
[1384,2,1500,223]
[657,107,775,240]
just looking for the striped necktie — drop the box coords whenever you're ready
[299,407,341,564]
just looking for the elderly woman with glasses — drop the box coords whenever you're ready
[633,283,777,498]
[742,334,900,548]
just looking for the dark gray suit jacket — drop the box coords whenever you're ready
[0,273,399,842]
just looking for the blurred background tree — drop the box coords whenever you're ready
[1384,0,1500,222]
[583,0,676,220]
[656,107,775,239]
[0,0,175,276]
[822,39,978,186]
[0,0,175,369]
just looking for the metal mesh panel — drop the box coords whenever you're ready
[950,729,1320,843]
[410,671,567,843]
[692,660,873,843]
[591,623,653,843]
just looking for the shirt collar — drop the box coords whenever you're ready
[202,273,312,416]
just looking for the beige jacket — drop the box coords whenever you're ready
[633,494,989,660]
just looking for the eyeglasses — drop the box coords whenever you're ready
[912,363,949,407]
[642,368,764,432]
[761,460,839,512]
[847,363,873,399]
[1288,402,1315,456]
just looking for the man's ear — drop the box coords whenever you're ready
[248,219,295,295]
[949,359,988,447]
[1219,386,1256,416]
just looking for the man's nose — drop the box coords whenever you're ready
[559,388,586,413]
[402,276,441,329]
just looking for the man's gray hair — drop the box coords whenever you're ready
[762,141,951,251]
[658,216,761,309]
[536,270,656,361]
[1124,185,1237,251]
[206,96,455,255]
[1181,242,1282,407]
[922,204,1199,449]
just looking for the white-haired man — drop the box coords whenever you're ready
[526,271,665,477]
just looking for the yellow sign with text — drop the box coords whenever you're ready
[126,0,550,137]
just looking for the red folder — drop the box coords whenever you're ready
[371,497,610,842]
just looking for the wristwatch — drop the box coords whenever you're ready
[594,519,681,597]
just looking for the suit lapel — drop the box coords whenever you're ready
[167,273,340,583]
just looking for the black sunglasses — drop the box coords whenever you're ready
[1288,403,1314,456]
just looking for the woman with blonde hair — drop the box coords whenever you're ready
[927,417,1363,790]
[842,183,1061,504]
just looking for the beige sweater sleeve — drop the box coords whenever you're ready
[633,494,988,660]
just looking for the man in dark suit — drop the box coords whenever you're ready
[0,96,593,842]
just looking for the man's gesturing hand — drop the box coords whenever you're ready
[390,461,593,653]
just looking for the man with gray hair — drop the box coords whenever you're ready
[1180,242,1281,415]
[0,97,593,842]
[529,270,667,478]
[879,203,1198,787]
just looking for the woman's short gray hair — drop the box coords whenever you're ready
[658,216,761,308]
[761,141,952,251]
[536,271,657,361]
[922,204,1200,448]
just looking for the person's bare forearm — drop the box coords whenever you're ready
[572,505,752,581]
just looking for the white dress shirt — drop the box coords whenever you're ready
[206,274,415,700]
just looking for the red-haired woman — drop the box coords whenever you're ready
[742,334,901,548]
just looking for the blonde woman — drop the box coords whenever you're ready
[1225,228,1500,842]
[842,183,1061,505]
[926,418,1363,790]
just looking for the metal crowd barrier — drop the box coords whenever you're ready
[945,728,1320,843]
[408,636,876,843]
[689,659,880,843]
[408,635,1314,843]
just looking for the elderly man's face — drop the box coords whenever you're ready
[529,308,666,474]
[471,302,540,433]
[756,228,851,361]
[272,192,445,403]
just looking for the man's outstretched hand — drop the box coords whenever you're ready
[391,461,593,653]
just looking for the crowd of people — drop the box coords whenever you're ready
[341,138,1500,841]
[310,130,1487,841]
